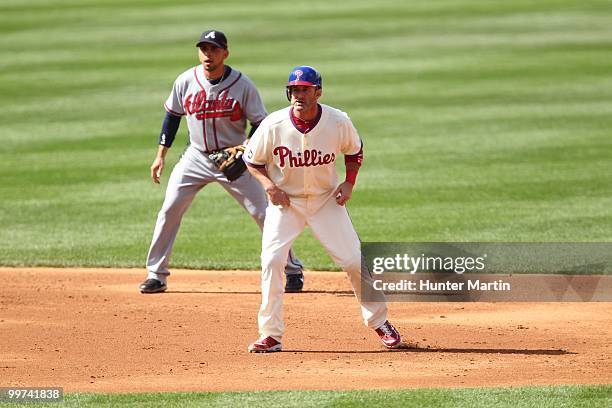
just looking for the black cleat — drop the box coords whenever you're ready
[139,278,167,294]
[284,272,304,293]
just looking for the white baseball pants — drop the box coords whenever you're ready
[258,193,388,341]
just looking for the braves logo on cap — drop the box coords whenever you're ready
[196,30,228,49]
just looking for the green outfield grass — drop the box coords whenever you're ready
[1,385,610,407]
[1,0,611,270]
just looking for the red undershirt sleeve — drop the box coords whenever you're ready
[344,145,363,185]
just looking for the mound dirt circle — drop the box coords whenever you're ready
[0,268,610,392]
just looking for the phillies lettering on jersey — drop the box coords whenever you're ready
[245,104,362,198]
[273,146,336,168]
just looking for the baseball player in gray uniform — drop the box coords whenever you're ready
[139,30,304,294]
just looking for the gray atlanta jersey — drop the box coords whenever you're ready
[164,65,267,152]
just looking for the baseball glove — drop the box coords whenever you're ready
[208,145,247,182]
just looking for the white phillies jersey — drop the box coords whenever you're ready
[164,65,267,152]
[245,104,362,197]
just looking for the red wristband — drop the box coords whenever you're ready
[345,169,358,185]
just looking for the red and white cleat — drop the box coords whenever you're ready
[248,336,282,353]
[375,320,402,349]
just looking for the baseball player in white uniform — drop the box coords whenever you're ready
[140,30,304,294]
[244,66,402,352]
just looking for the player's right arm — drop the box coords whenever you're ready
[151,145,168,184]
[150,111,182,184]
[151,73,187,184]
[247,166,290,208]
[243,119,290,207]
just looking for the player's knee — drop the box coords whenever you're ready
[261,251,287,271]
[156,208,176,225]
[252,212,266,229]
[158,199,190,220]
[336,255,361,273]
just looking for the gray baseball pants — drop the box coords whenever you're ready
[146,145,303,282]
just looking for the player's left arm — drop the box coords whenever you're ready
[243,77,268,143]
[334,144,363,206]
[335,118,364,206]
[247,122,260,140]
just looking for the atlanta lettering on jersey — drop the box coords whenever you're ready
[184,90,242,121]
[273,146,336,168]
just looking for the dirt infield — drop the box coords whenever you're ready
[0,268,610,393]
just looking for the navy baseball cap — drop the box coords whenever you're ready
[196,30,228,49]
[287,66,322,88]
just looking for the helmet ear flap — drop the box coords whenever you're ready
[286,87,291,101]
